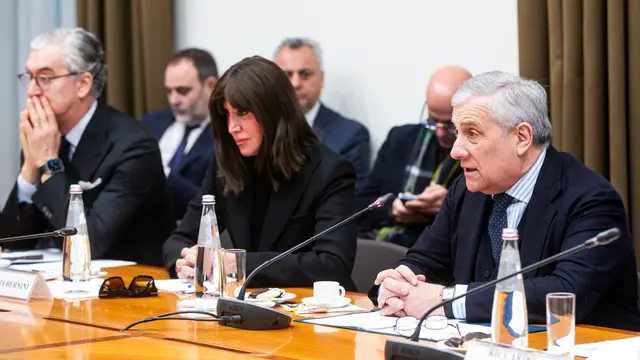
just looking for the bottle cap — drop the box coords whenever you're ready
[202,194,215,204]
[502,228,519,239]
[69,184,83,194]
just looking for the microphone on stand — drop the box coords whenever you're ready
[216,193,396,331]
[0,227,77,244]
[384,227,621,360]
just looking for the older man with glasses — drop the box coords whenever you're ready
[356,66,471,247]
[0,27,175,266]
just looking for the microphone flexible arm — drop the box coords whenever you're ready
[236,193,395,300]
[409,227,621,342]
[0,227,77,244]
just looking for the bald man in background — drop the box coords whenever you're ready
[356,66,471,247]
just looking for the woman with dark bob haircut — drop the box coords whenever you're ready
[162,56,357,290]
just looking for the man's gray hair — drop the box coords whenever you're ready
[275,37,323,71]
[451,71,552,147]
[30,28,107,98]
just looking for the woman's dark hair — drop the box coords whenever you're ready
[209,55,320,195]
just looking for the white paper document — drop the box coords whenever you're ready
[574,337,640,359]
[155,279,194,293]
[46,278,105,301]
[9,259,136,273]
[1,248,62,264]
[298,310,492,342]
[155,277,245,294]
[295,304,367,314]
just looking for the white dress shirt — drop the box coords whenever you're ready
[451,149,548,319]
[158,118,210,177]
[17,100,98,204]
[305,101,321,128]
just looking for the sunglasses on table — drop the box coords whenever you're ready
[99,275,158,299]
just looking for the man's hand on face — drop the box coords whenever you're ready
[22,97,61,183]
[19,110,39,184]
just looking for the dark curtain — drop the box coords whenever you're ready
[76,0,174,119]
[518,0,640,265]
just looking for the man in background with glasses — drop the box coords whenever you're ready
[0,28,175,266]
[356,66,470,247]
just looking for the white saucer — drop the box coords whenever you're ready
[301,296,351,308]
[0,260,10,268]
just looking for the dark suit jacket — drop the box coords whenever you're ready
[142,109,214,219]
[356,124,462,235]
[370,146,640,331]
[314,104,370,193]
[0,102,176,266]
[162,143,358,290]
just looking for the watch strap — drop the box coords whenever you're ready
[38,158,65,176]
[442,286,455,318]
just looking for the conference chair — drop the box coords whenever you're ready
[351,239,408,293]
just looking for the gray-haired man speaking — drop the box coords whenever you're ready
[370,71,640,332]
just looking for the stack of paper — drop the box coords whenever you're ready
[574,337,640,360]
[298,310,492,342]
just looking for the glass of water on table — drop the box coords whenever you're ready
[546,292,575,359]
[224,249,246,297]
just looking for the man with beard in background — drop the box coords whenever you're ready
[142,48,217,219]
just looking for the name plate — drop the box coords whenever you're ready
[465,340,565,360]
[0,268,52,301]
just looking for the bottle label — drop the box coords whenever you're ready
[197,209,221,248]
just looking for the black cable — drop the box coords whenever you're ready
[121,310,242,331]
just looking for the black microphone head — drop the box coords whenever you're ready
[59,227,78,236]
[595,227,620,246]
[371,193,395,209]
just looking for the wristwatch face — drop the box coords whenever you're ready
[47,159,64,172]
[442,287,455,300]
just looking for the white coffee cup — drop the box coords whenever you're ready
[313,281,346,303]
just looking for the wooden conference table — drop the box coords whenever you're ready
[0,265,637,359]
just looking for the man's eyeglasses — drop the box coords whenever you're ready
[17,72,78,90]
[393,315,461,338]
[424,119,456,134]
[98,275,158,299]
[418,102,456,134]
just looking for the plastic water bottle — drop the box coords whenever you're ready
[491,228,529,347]
[194,194,226,298]
[62,184,92,293]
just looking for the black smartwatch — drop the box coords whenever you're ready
[38,158,65,176]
